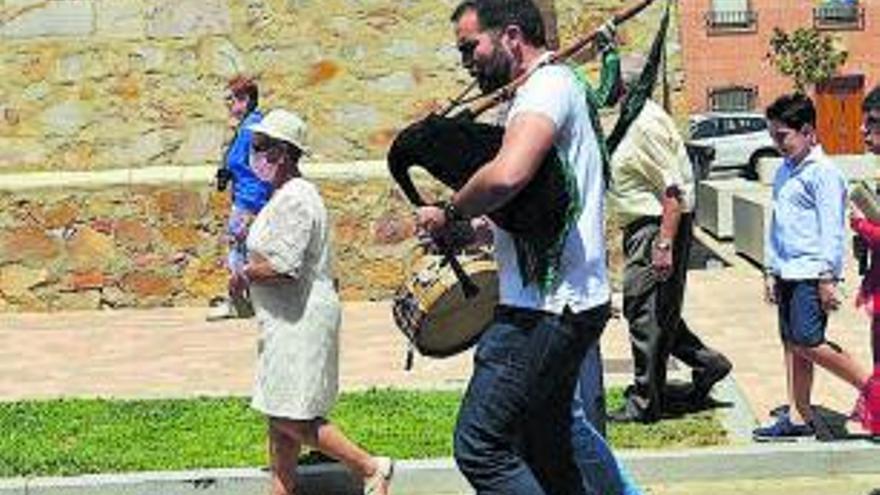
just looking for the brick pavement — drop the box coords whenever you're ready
[0,252,874,425]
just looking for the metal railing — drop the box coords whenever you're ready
[814,4,864,30]
[705,9,758,33]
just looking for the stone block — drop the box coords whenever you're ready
[2,1,94,39]
[22,81,51,101]
[42,203,79,229]
[0,137,49,169]
[40,101,92,137]
[94,0,145,39]
[696,179,760,240]
[199,38,245,78]
[100,285,132,308]
[0,264,49,298]
[54,289,101,310]
[114,219,153,250]
[132,252,164,270]
[160,224,202,252]
[732,188,773,267]
[90,218,114,235]
[65,226,116,270]
[65,270,107,291]
[0,227,60,265]
[367,71,417,93]
[145,0,231,39]
[55,53,86,83]
[97,131,168,169]
[333,214,370,245]
[174,124,225,165]
[334,104,379,128]
[208,191,232,217]
[358,258,405,292]
[154,189,203,221]
[373,212,415,245]
[182,257,226,300]
[121,271,176,299]
[60,141,96,170]
[127,46,166,74]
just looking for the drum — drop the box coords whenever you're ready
[393,251,498,358]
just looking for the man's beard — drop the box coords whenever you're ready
[474,41,513,93]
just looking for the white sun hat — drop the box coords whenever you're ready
[248,109,311,155]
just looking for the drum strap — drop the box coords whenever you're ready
[405,341,415,371]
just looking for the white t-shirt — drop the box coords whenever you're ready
[493,62,610,314]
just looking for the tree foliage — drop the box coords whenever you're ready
[767,27,848,93]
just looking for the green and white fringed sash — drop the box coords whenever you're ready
[513,0,670,293]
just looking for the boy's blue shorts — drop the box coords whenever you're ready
[777,279,827,348]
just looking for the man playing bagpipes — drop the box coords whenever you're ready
[389,0,668,492]
[414,1,617,493]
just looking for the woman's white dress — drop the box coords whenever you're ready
[246,178,341,420]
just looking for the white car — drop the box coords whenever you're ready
[688,112,780,180]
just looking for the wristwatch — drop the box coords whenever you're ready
[437,200,466,223]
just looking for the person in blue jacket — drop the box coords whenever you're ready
[208,75,272,321]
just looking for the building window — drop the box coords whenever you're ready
[705,0,757,34]
[814,1,864,30]
[708,86,758,112]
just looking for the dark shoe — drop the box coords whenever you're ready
[769,404,789,418]
[608,406,658,424]
[692,354,732,400]
[752,415,814,442]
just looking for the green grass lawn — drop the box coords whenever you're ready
[0,388,725,477]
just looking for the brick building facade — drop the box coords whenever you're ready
[679,0,880,116]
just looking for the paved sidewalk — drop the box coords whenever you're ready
[0,240,874,425]
[645,474,880,495]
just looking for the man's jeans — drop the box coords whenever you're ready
[453,303,609,495]
[573,345,643,495]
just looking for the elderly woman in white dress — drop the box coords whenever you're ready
[229,109,393,495]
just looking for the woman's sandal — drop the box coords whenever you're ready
[364,456,394,495]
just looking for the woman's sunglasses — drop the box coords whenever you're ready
[253,138,285,154]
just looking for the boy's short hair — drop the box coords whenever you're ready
[766,93,816,131]
[864,85,880,114]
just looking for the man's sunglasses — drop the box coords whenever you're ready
[457,39,477,60]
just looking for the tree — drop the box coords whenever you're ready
[767,27,848,93]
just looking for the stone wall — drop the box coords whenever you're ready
[0,0,679,172]
[0,163,446,312]
[0,0,668,311]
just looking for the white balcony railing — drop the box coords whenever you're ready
[705,9,758,33]
[814,4,864,30]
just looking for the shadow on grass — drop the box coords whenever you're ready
[660,380,734,420]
